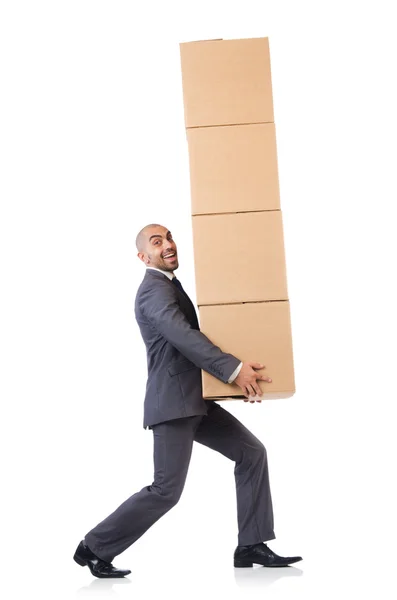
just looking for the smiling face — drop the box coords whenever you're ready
[137,224,179,273]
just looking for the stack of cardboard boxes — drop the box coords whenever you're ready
[179,37,295,401]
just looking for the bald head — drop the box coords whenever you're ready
[135,223,163,253]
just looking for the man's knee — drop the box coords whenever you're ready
[151,483,184,506]
[244,441,267,465]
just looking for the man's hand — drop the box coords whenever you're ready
[234,361,272,403]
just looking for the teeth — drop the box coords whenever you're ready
[164,253,175,258]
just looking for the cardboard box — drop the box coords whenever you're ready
[199,301,295,399]
[180,37,274,128]
[192,211,288,305]
[187,123,280,215]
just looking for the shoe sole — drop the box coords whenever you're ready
[234,558,302,568]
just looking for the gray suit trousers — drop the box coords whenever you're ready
[84,402,275,562]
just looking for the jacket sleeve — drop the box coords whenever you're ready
[227,361,243,383]
[138,281,241,384]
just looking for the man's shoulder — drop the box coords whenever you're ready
[135,271,174,306]
[137,270,171,291]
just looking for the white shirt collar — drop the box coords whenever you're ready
[146,266,175,281]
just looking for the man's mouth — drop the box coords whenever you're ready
[163,252,176,261]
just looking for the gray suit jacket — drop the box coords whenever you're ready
[134,269,241,429]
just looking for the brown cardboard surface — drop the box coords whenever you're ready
[199,301,295,400]
[187,123,280,215]
[180,37,274,128]
[192,211,288,305]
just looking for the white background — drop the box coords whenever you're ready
[1,1,396,598]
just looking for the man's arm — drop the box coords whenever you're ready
[139,281,241,384]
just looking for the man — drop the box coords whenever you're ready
[73,223,302,578]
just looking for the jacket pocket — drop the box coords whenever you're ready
[167,358,197,376]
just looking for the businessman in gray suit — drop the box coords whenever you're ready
[73,223,302,578]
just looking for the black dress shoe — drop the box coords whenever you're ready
[73,540,131,578]
[234,542,302,568]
